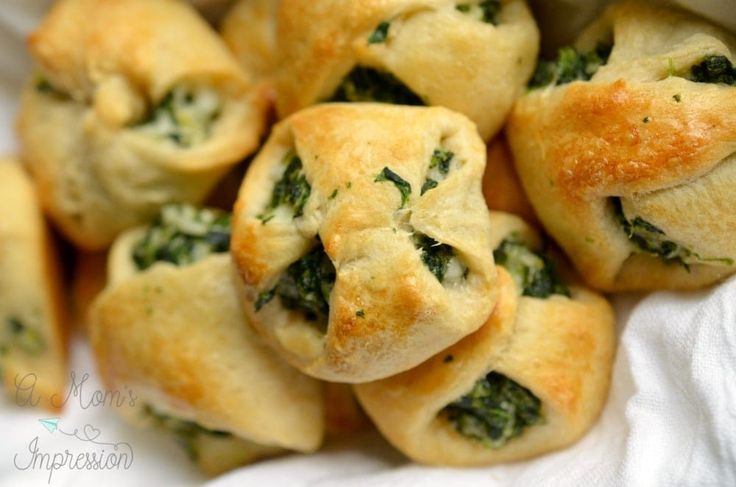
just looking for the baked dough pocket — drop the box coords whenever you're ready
[232,103,497,383]
[18,0,268,250]
[354,211,616,466]
[0,158,67,411]
[275,0,539,140]
[508,0,736,291]
[89,204,324,475]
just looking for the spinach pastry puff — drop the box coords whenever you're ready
[0,159,67,411]
[18,0,267,250]
[354,211,615,466]
[275,0,539,140]
[89,205,324,475]
[508,0,736,291]
[232,103,496,382]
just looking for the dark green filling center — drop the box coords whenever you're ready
[444,371,542,449]
[375,166,412,208]
[143,404,231,461]
[493,239,569,298]
[259,152,312,223]
[687,55,736,85]
[415,234,458,283]
[3,316,46,356]
[368,21,390,44]
[329,66,425,105]
[422,148,454,195]
[529,42,612,88]
[132,204,231,271]
[612,197,733,269]
[255,240,336,330]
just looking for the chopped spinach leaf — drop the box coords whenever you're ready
[143,404,230,461]
[612,197,733,269]
[456,0,501,25]
[368,21,390,44]
[132,204,231,271]
[529,42,612,88]
[375,167,412,208]
[422,148,454,195]
[261,240,336,328]
[687,55,736,85]
[421,178,439,195]
[444,371,542,448]
[136,86,220,148]
[330,66,425,105]
[258,152,312,223]
[356,309,365,318]
[493,239,569,298]
[415,234,458,282]
[5,317,46,356]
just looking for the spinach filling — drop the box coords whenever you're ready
[2,316,46,356]
[456,0,501,25]
[136,86,220,148]
[255,240,336,329]
[493,239,569,298]
[612,198,733,269]
[35,77,68,100]
[444,371,543,449]
[421,148,454,195]
[329,66,425,105]
[375,166,412,208]
[132,204,231,271]
[258,152,311,223]
[687,55,736,85]
[143,404,231,461]
[414,234,466,283]
[529,42,612,88]
[368,21,390,44]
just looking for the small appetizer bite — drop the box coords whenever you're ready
[232,104,497,382]
[508,0,736,291]
[0,158,67,411]
[18,0,267,250]
[275,0,539,140]
[89,204,324,475]
[355,211,615,466]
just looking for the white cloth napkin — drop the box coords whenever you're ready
[1,1,734,486]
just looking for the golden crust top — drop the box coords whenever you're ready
[232,103,497,382]
[508,0,736,291]
[275,0,539,140]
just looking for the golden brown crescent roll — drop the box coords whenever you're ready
[221,0,280,83]
[89,205,324,475]
[354,211,615,466]
[508,0,736,291]
[18,0,267,250]
[232,103,496,382]
[275,0,539,140]
[0,158,67,411]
